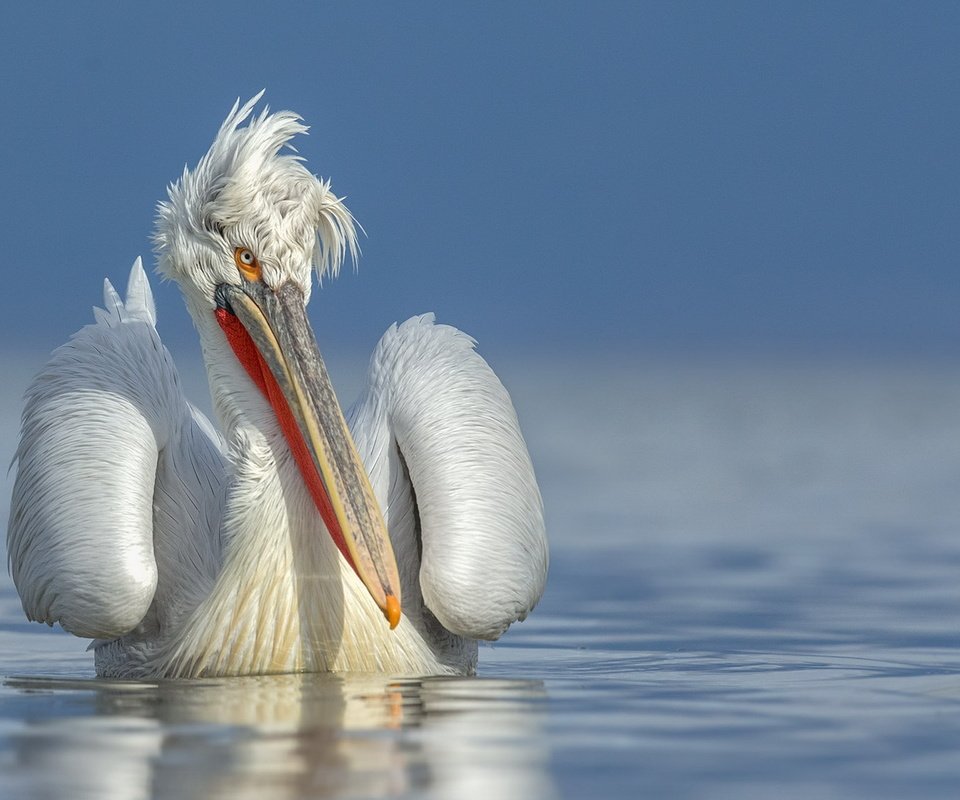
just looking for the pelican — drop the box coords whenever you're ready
[6,95,547,678]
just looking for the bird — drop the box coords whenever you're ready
[6,94,547,679]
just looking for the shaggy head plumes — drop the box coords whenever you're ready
[153,92,357,302]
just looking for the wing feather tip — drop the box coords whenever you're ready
[93,259,157,328]
[124,257,157,326]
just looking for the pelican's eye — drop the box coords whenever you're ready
[234,247,262,281]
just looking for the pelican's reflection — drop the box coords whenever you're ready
[3,672,555,799]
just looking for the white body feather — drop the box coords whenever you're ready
[8,263,547,677]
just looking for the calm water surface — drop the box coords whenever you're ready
[2,353,960,799]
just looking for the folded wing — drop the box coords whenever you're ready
[349,315,547,642]
[7,260,225,640]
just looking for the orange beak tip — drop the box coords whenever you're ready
[385,594,401,630]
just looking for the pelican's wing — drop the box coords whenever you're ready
[349,314,547,641]
[7,260,226,640]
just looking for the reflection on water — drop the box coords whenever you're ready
[1,673,553,800]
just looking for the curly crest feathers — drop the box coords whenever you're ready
[153,92,357,285]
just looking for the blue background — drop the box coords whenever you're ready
[1,2,959,359]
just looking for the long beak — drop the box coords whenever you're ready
[215,280,402,630]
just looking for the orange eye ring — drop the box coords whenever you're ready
[234,247,262,281]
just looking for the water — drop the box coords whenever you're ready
[2,351,960,798]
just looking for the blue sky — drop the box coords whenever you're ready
[1,2,959,359]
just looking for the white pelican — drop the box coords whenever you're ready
[6,95,547,678]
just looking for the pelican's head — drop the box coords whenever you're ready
[153,94,401,631]
[154,91,356,308]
